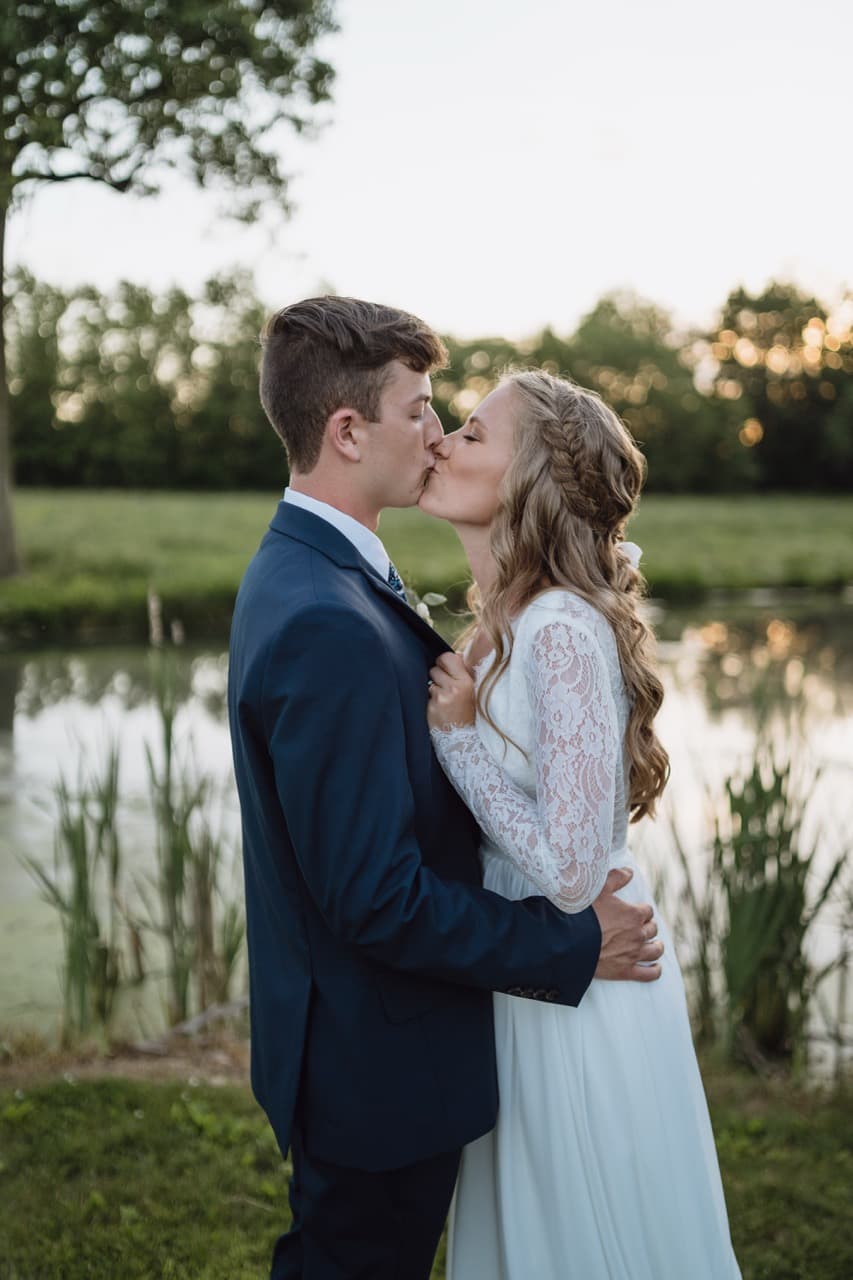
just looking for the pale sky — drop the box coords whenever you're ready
[7,0,853,338]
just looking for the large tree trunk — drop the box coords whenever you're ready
[0,202,21,577]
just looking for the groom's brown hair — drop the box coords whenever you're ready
[260,296,448,473]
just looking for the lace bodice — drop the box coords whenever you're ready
[430,590,631,914]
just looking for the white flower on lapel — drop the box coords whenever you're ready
[405,589,448,628]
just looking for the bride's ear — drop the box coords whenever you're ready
[326,407,364,463]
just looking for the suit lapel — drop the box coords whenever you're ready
[268,501,451,659]
[360,565,451,658]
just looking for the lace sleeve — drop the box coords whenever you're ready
[429,619,619,913]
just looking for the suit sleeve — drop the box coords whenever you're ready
[261,603,601,1007]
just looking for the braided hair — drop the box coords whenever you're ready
[472,369,669,822]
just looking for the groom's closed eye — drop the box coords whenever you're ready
[409,396,432,419]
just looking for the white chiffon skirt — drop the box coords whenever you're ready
[447,849,741,1280]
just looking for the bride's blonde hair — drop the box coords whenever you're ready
[468,369,669,822]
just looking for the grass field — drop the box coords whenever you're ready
[1,489,852,647]
[0,1065,850,1279]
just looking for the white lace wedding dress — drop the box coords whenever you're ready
[431,589,741,1280]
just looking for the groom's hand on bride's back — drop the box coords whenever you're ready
[592,868,663,983]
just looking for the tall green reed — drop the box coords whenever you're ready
[713,747,847,1069]
[146,629,244,1025]
[146,647,195,1025]
[667,726,849,1075]
[667,812,719,1047]
[20,592,245,1044]
[22,742,125,1043]
[189,818,246,1011]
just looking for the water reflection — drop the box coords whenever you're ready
[6,596,850,726]
[1,595,851,1046]
[654,597,852,718]
[10,650,230,721]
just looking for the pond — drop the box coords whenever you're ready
[1,591,851,1067]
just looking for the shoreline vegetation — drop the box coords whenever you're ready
[0,1049,850,1279]
[2,490,852,649]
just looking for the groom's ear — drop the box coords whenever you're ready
[326,406,365,463]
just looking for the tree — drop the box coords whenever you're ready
[565,293,755,492]
[0,0,336,575]
[705,283,853,490]
[8,267,286,489]
[5,270,67,485]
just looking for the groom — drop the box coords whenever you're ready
[227,296,663,1279]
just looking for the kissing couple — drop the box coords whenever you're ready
[227,297,741,1279]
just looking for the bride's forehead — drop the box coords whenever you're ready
[474,383,517,433]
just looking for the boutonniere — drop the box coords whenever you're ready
[404,588,447,628]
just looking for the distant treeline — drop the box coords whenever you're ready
[8,270,853,492]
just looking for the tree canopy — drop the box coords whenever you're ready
[702,282,853,490]
[0,0,337,574]
[1,0,335,210]
[9,273,851,494]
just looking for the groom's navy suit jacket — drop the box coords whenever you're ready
[227,501,601,1172]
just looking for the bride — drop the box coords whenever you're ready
[420,370,740,1279]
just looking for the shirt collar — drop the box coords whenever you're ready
[283,487,391,581]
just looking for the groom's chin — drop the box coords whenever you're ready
[417,474,440,515]
[385,479,434,512]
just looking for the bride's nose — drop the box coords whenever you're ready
[433,432,453,459]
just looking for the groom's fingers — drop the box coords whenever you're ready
[602,866,633,893]
[640,939,664,961]
[617,941,664,983]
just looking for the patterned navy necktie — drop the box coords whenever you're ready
[386,560,408,602]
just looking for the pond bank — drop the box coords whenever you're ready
[2,490,852,648]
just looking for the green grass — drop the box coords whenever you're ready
[1,490,852,647]
[0,1068,850,1278]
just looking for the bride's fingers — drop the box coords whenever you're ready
[643,920,658,941]
[435,652,470,678]
[602,867,633,893]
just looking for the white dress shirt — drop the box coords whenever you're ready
[283,487,391,581]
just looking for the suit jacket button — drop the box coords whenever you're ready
[533,988,546,1000]
[545,989,559,1002]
